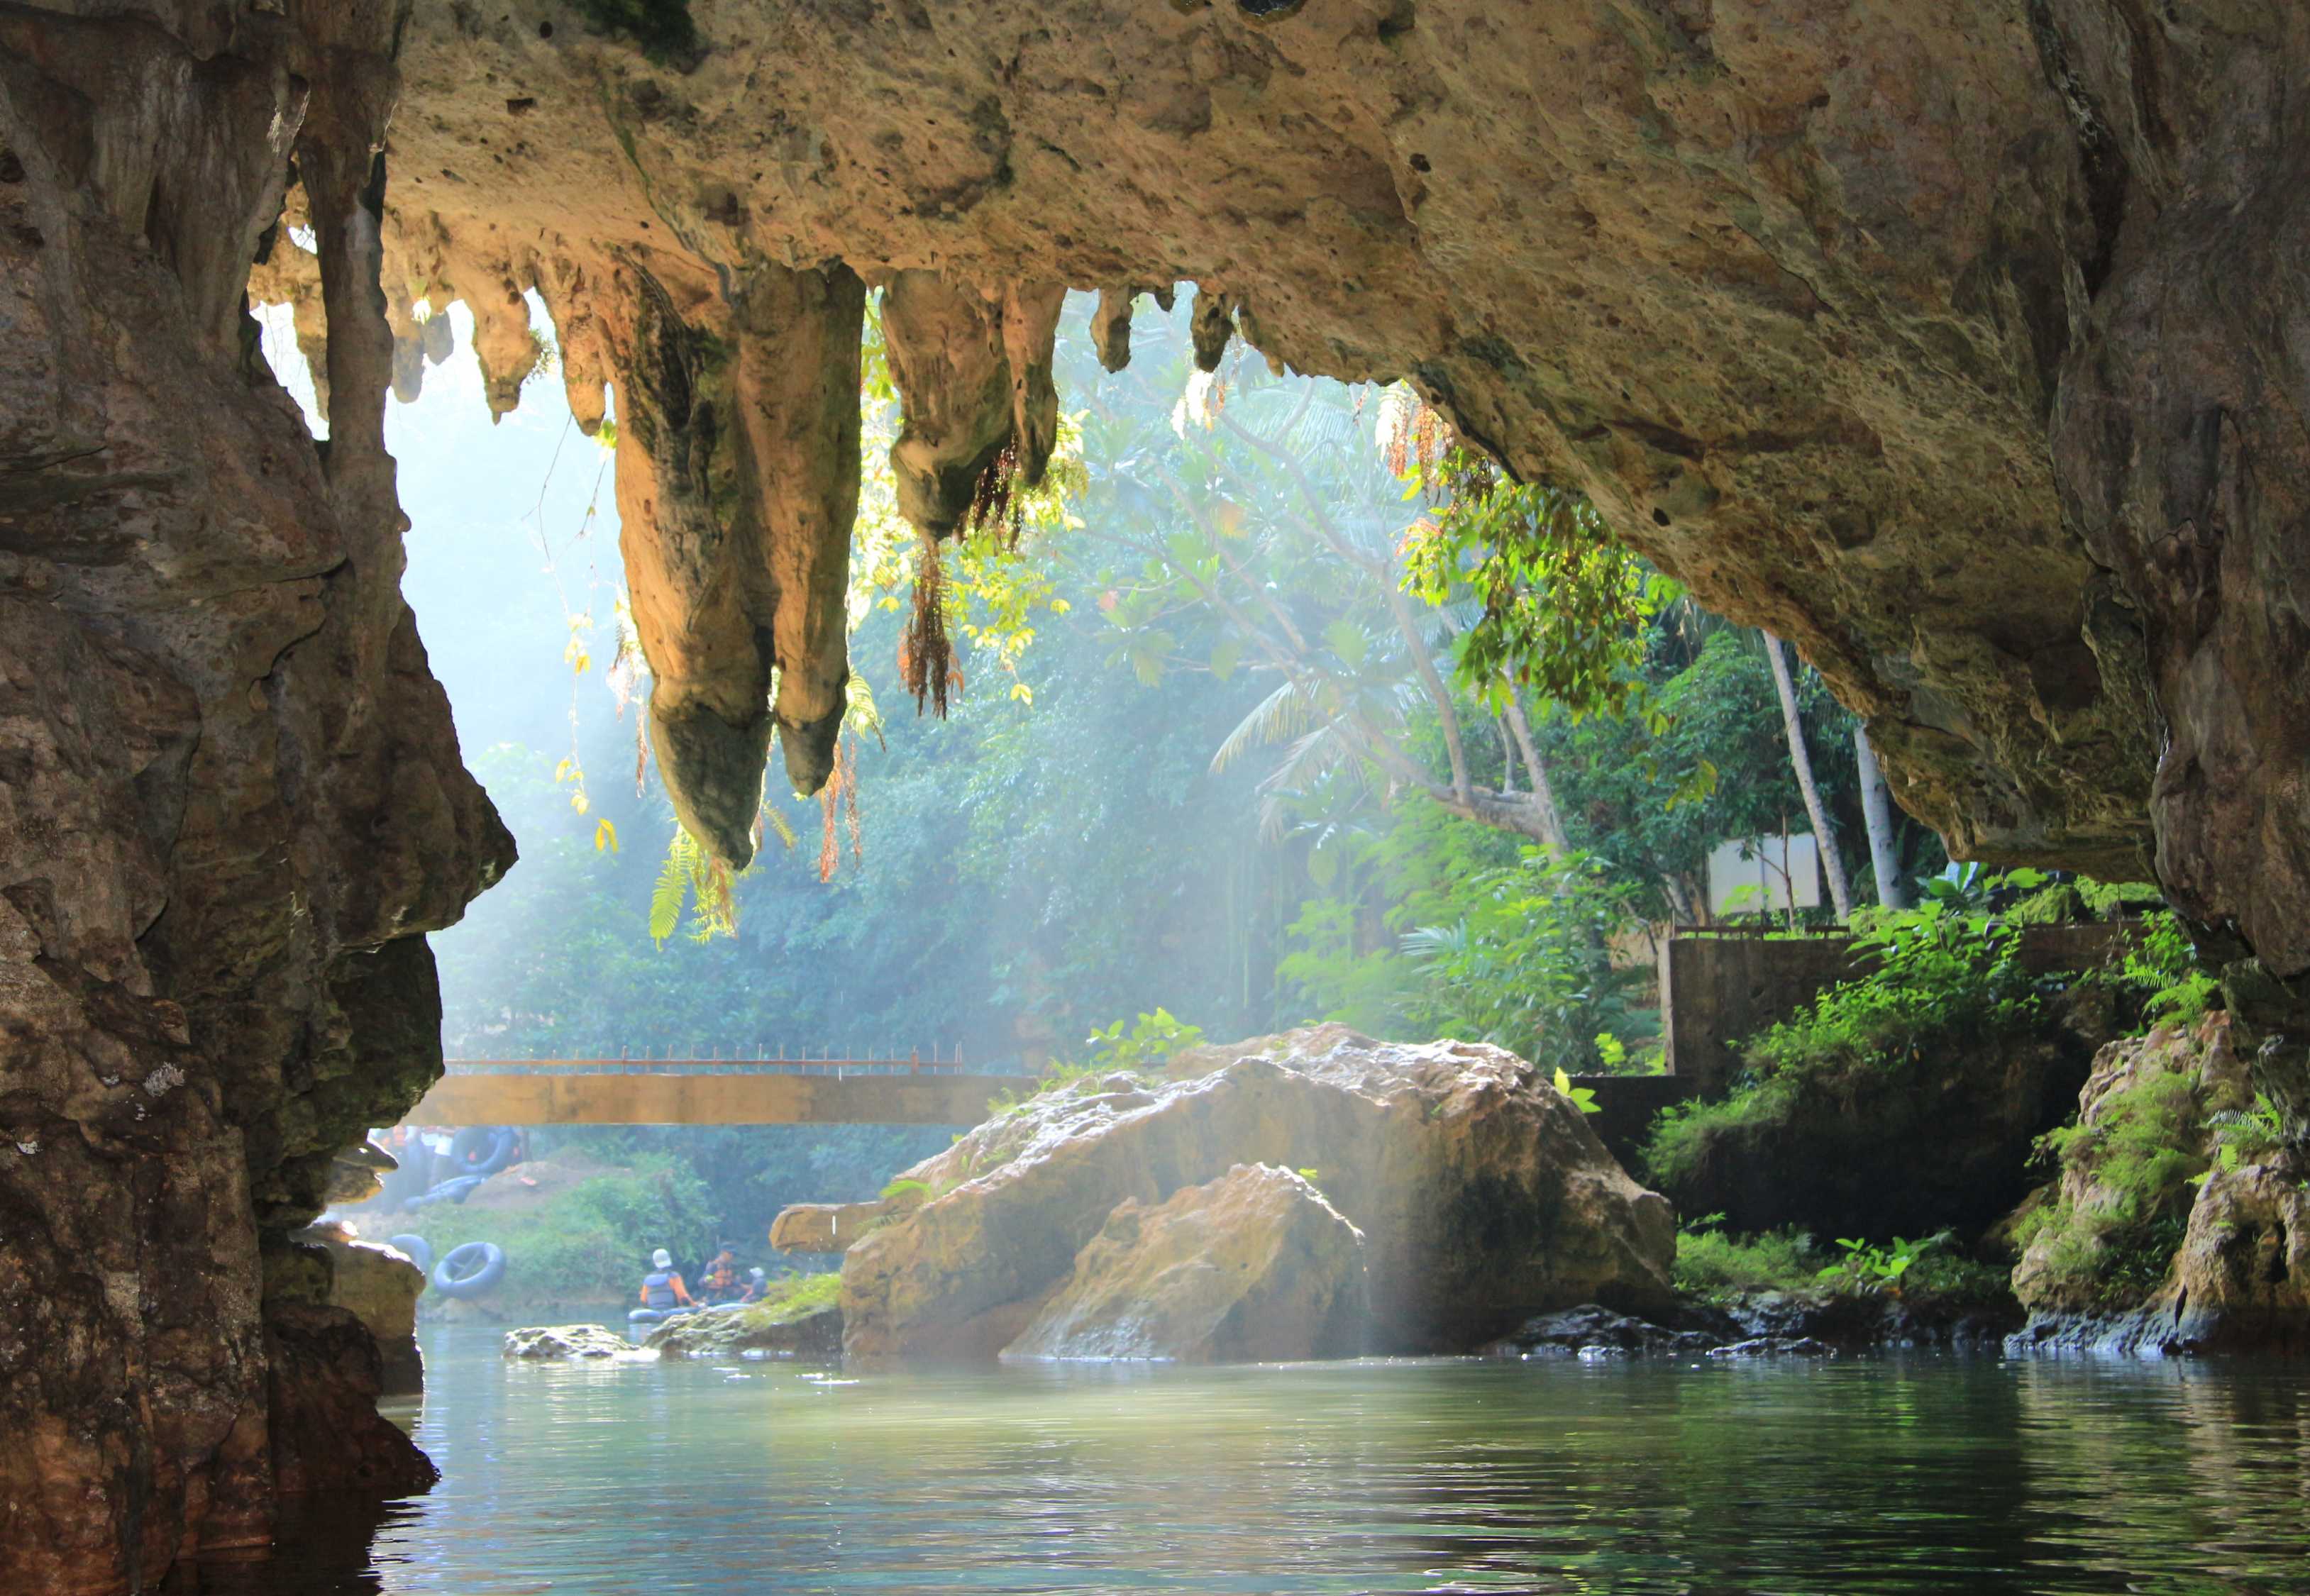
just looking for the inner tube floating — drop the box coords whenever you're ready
[432,1241,507,1299]
[449,1124,522,1178]
[402,1174,486,1212]
[627,1306,699,1324]
[387,1234,434,1273]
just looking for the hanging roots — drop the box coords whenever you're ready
[817,733,863,883]
[845,735,862,865]
[897,533,962,718]
[963,434,1027,552]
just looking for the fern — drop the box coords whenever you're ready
[648,838,690,948]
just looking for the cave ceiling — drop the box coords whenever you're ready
[350,0,2303,962]
[24,0,2310,953]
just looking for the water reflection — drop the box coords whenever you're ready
[184,1328,2310,1595]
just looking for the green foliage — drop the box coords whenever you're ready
[573,0,698,66]
[1398,445,1665,721]
[2023,1052,2209,1307]
[1671,1224,1824,1297]
[745,1270,841,1324]
[1084,1007,1206,1074]
[2119,910,2221,1026]
[1816,1233,1945,1294]
[1746,888,2047,1077]
[392,1155,718,1304]
[1674,1221,2011,1304]
[1524,626,1925,924]
[1273,897,1413,1035]
[1643,877,2064,1201]
[1552,1066,1602,1114]
[2193,1094,2287,1187]
[1397,847,1656,1074]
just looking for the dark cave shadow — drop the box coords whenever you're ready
[158,1495,424,1596]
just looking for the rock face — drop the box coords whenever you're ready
[2010,1014,2310,1355]
[770,1199,889,1254]
[837,1027,1676,1358]
[1005,1163,1369,1363]
[1,8,509,1591]
[304,1227,429,1398]
[647,1300,846,1361]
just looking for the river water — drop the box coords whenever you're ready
[194,1322,2310,1595]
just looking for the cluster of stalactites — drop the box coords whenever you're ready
[253,243,1259,869]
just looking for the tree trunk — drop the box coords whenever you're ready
[1501,689,1572,850]
[1853,726,1907,909]
[1762,632,1854,921]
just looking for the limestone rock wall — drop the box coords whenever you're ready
[1,5,509,1591]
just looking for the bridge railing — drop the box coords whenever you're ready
[438,1057,1021,1079]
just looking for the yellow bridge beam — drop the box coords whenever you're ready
[405,1067,1039,1126]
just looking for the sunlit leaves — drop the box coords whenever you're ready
[1398,444,1667,723]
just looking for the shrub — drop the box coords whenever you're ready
[1400,847,1659,1075]
[1671,1223,1822,1297]
[1642,880,2090,1241]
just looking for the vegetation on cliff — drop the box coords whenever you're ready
[1639,877,2166,1243]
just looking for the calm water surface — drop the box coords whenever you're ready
[213,1322,2310,1595]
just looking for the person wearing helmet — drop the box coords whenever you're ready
[638,1248,695,1315]
[739,1266,771,1302]
[697,1246,741,1303]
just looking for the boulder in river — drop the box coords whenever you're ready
[649,1299,846,1361]
[1005,1163,1367,1362]
[836,1026,1675,1358]
[504,1324,639,1361]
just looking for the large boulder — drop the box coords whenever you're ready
[837,1026,1674,1358]
[1005,1164,1367,1363]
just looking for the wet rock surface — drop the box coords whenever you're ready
[1004,1163,1368,1363]
[1489,1289,2023,1359]
[504,1324,639,1361]
[648,1302,845,1361]
[837,1026,1675,1358]
[0,11,509,1589]
[302,1226,429,1397]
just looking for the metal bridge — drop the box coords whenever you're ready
[405,1060,1041,1126]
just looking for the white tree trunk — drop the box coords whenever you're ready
[1762,632,1854,922]
[1853,726,1907,910]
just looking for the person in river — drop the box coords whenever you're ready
[638,1248,695,1316]
[697,1246,741,1304]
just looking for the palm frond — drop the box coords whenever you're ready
[1210,677,1317,772]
